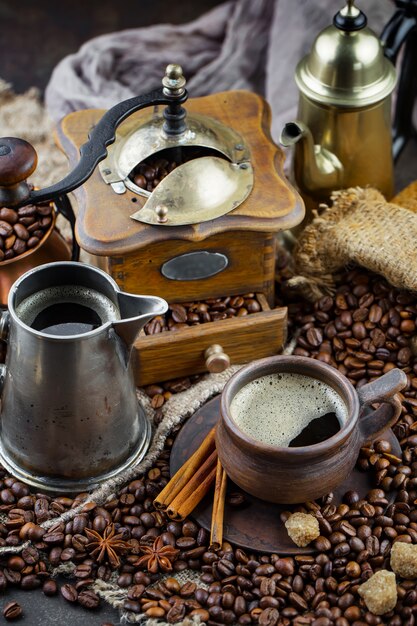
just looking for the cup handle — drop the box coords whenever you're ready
[357,368,407,444]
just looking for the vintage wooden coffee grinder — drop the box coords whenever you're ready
[2,65,304,383]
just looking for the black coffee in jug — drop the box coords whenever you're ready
[16,285,120,336]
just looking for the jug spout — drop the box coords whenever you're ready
[280,121,344,200]
[113,293,168,348]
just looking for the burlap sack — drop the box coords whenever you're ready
[289,186,417,301]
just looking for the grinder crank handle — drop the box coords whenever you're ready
[24,87,188,207]
[0,64,188,208]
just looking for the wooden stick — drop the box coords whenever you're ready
[166,449,217,520]
[210,459,227,550]
[154,427,216,510]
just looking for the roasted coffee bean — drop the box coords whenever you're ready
[78,589,100,609]
[0,208,18,224]
[42,579,58,596]
[315,536,331,551]
[13,223,29,241]
[0,221,13,237]
[3,601,22,621]
[306,327,323,347]
[133,174,147,188]
[227,492,247,507]
[167,601,186,622]
[7,556,25,571]
[61,583,78,602]
[21,574,42,590]
[170,303,187,323]
[275,557,294,576]
[259,607,279,626]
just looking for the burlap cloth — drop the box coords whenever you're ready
[290,186,417,302]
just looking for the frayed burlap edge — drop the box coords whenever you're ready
[288,187,417,301]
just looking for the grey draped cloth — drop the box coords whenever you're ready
[45,0,394,142]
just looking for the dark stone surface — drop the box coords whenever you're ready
[1,575,120,624]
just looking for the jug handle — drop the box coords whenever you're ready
[0,311,9,343]
[0,311,8,396]
[357,368,407,444]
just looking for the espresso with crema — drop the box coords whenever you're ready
[230,372,348,447]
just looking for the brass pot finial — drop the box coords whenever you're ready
[334,0,366,30]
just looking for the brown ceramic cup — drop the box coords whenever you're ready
[216,355,407,504]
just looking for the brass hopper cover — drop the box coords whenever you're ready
[99,65,253,226]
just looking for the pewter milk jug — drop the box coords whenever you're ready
[0,261,167,492]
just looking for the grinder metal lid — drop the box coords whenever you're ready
[99,66,253,227]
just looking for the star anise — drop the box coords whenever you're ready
[134,536,179,574]
[84,523,130,569]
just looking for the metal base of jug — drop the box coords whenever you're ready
[0,407,152,494]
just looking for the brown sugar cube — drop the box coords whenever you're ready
[358,570,397,615]
[390,541,417,579]
[284,512,320,547]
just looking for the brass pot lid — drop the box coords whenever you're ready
[295,0,396,108]
[99,110,253,226]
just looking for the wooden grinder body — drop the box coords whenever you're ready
[57,91,304,384]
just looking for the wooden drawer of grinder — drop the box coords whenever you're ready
[133,294,287,386]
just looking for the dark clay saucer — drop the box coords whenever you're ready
[170,395,400,555]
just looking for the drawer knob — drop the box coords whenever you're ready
[204,344,231,373]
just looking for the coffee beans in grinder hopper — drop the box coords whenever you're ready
[130,147,223,193]
[0,200,54,262]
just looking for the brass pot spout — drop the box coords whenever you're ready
[280,121,343,201]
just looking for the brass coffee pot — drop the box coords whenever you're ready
[281,0,397,220]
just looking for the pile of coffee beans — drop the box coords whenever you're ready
[290,269,417,395]
[144,294,262,335]
[131,157,177,192]
[0,202,53,262]
[2,267,417,624]
[130,148,221,193]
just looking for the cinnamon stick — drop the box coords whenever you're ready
[210,459,227,550]
[154,427,216,510]
[173,464,217,521]
[166,448,218,520]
